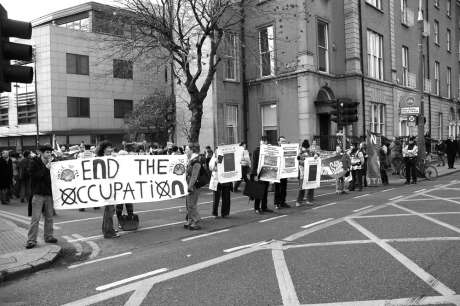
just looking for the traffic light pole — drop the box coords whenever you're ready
[417,2,426,162]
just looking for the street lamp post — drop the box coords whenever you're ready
[33,48,39,151]
[417,0,426,162]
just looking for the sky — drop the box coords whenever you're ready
[1,0,118,22]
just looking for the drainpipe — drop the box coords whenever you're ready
[358,0,366,136]
[425,0,431,134]
[240,0,248,143]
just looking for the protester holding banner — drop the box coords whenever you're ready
[402,136,418,184]
[114,148,135,227]
[296,140,318,206]
[209,150,232,218]
[379,145,389,185]
[96,141,120,239]
[274,136,290,209]
[348,143,364,191]
[359,140,368,188]
[233,142,251,193]
[251,136,273,214]
[184,144,203,230]
[335,145,350,194]
[25,145,58,249]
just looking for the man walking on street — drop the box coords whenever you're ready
[446,136,456,169]
[0,150,13,204]
[25,145,58,249]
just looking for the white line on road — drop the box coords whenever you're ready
[96,268,168,291]
[181,229,230,242]
[301,218,334,229]
[72,234,100,259]
[68,252,132,269]
[353,194,369,199]
[300,294,460,306]
[422,193,460,206]
[380,188,395,192]
[353,205,374,212]
[346,218,456,296]
[258,215,287,223]
[389,195,404,201]
[223,241,271,253]
[316,191,338,198]
[272,248,301,306]
[62,235,82,256]
[414,188,427,193]
[0,209,61,230]
[312,202,337,210]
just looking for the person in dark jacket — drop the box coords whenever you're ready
[379,145,389,185]
[25,145,58,249]
[435,140,446,167]
[250,136,273,214]
[0,150,13,204]
[18,151,32,204]
[445,136,457,169]
[209,149,232,218]
[274,136,290,209]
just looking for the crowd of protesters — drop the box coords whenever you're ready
[1,134,459,248]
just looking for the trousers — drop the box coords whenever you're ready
[27,194,54,243]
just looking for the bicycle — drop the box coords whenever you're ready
[399,157,438,180]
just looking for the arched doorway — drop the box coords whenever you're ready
[315,86,335,150]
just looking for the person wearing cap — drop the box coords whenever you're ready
[25,145,58,249]
[402,136,418,184]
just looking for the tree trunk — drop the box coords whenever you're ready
[188,95,204,145]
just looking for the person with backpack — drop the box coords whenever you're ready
[209,148,232,218]
[184,143,205,230]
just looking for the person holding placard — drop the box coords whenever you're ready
[348,143,365,191]
[251,136,273,214]
[209,150,232,218]
[296,140,318,206]
[233,142,251,193]
[274,136,290,209]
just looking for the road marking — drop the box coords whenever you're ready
[353,205,374,212]
[272,248,300,306]
[346,218,456,296]
[284,240,373,250]
[68,252,132,269]
[423,193,460,206]
[181,229,230,242]
[380,188,395,192]
[96,268,168,291]
[316,191,338,198]
[301,218,334,229]
[0,209,61,230]
[312,202,336,210]
[390,195,403,201]
[223,241,271,253]
[414,188,427,193]
[383,237,460,243]
[354,213,413,218]
[301,294,460,306]
[72,234,100,259]
[62,235,82,257]
[353,193,369,199]
[258,215,287,223]
[391,203,460,234]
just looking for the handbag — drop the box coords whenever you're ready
[118,214,139,231]
[243,181,266,200]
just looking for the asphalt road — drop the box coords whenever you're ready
[1,174,460,306]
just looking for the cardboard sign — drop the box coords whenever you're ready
[216,144,243,184]
[280,143,299,179]
[51,155,188,209]
[258,144,282,183]
[302,158,322,190]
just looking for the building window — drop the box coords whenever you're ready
[114,99,133,119]
[433,20,439,45]
[437,112,443,139]
[317,20,329,73]
[370,103,385,135]
[447,29,451,52]
[261,104,278,145]
[225,105,238,144]
[66,53,89,75]
[367,30,384,80]
[16,92,36,124]
[113,59,133,79]
[434,61,440,95]
[259,25,275,77]
[223,33,238,81]
[366,0,382,10]
[401,0,408,25]
[67,97,90,118]
[447,66,452,99]
[0,96,8,126]
[447,0,451,16]
[402,46,409,86]
[58,16,90,32]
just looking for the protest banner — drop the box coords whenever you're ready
[51,155,188,210]
[280,143,299,179]
[366,131,382,186]
[216,144,243,184]
[320,155,346,180]
[258,144,282,182]
[302,157,322,189]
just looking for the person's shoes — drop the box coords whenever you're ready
[262,209,274,213]
[45,237,58,243]
[93,207,100,210]
[214,215,221,219]
[305,201,313,206]
[118,224,123,229]
[341,191,348,195]
[222,215,229,218]
[255,209,263,214]
[183,224,190,229]
[358,188,362,191]
[411,181,417,184]
[280,203,291,208]
[79,208,85,212]
[275,205,281,210]
[404,181,410,185]
[104,233,120,239]
[295,202,302,207]
[188,225,201,230]
[25,242,36,249]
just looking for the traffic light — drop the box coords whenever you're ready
[338,98,359,126]
[0,4,33,93]
[330,99,341,125]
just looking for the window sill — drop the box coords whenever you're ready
[365,2,384,14]
[256,0,271,5]
[434,43,440,47]
[223,79,240,84]
[401,22,409,29]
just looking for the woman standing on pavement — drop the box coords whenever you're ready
[296,140,319,206]
[233,142,251,193]
[348,143,364,191]
[97,141,120,239]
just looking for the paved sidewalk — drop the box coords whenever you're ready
[387,159,460,184]
[0,216,61,283]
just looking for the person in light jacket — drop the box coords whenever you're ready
[184,143,203,230]
[234,142,251,192]
[209,150,232,218]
